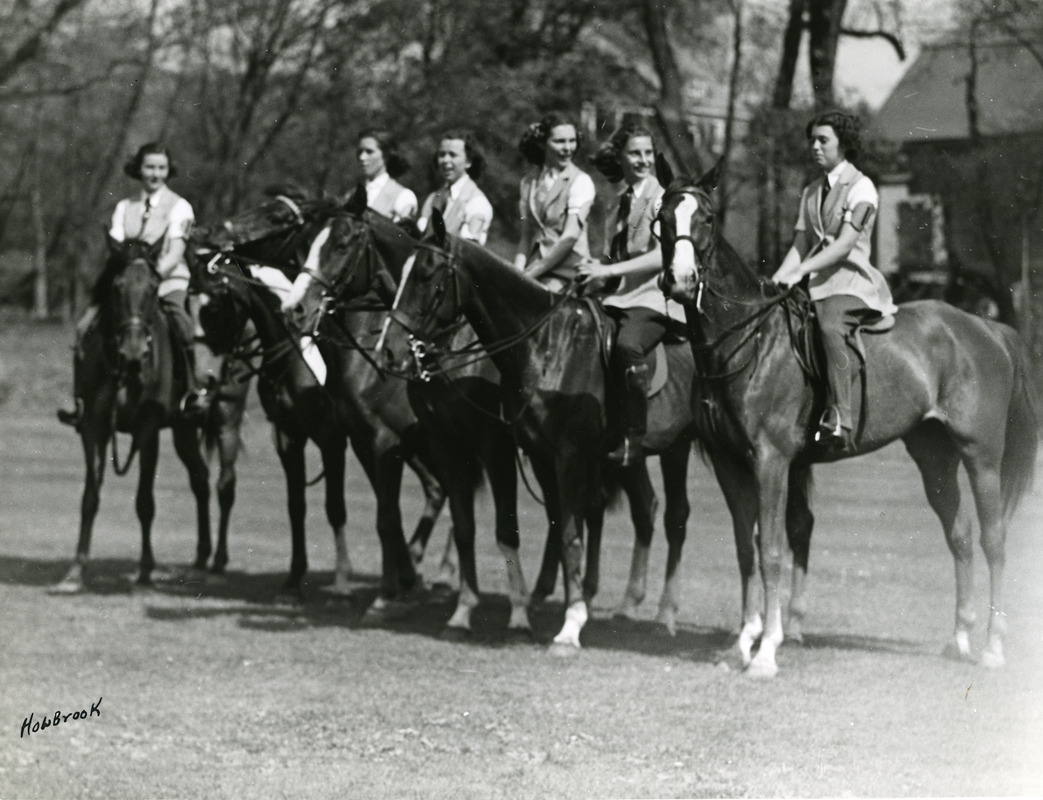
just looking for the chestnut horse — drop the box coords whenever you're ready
[657,161,1038,677]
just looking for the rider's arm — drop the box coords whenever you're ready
[513,215,534,270]
[791,222,860,279]
[156,237,186,278]
[525,212,580,280]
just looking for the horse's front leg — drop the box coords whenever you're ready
[172,418,212,578]
[52,396,114,594]
[134,424,162,586]
[319,435,352,595]
[549,449,595,656]
[748,448,791,678]
[212,394,247,574]
[274,428,308,596]
[656,439,692,636]
[615,459,657,620]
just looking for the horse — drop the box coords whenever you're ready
[380,209,754,653]
[52,238,224,592]
[298,194,731,636]
[190,191,447,602]
[656,160,1039,677]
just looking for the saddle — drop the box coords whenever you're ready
[579,297,672,399]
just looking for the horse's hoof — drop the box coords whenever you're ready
[441,626,471,643]
[320,579,355,597]
[941,640,975,663]
[745,660,779,679]
[505,626,535,644]
[48,579,84,595]
[364,596,414,623]
[980,649,1005,669]
[548,641,581,659]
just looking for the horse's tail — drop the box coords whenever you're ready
[1000,327,1039,518]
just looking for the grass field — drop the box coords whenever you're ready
[1,314,1041,799]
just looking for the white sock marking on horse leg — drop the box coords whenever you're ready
[656,570,681,636]
[738,613,763,666]
[299,335,326,385]
[330,525,352,593]
[616,543,650,618]
[447,581,479,631]
[552,601,588,648]
[498,543,532,630]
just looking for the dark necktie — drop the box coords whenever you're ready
[432,189,449,215]
[138,196,152,239]
[820,179,830,216]
[610,187,634,262]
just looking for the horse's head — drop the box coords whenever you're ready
[194,253,253,355]
[380,209,467,376]
[298,188,414,337]
[107,237,163,379]
[656,159,724,305]
[191,188,312,252]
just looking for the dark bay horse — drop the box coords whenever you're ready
[191,193,446,602]
[657,162,1038,677]
[53,239,224,592]
[296,202,534,635]
[381,210,753,652]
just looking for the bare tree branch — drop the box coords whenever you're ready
[0,0,92,87]
[839,25,906,59]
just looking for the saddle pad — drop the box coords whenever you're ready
[648,344,668,398]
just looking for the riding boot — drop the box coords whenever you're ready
[180,339,221,422]
[57,305,100,428]
[607,363,650,467]
[816,342,854,452]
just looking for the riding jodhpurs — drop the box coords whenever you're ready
[813,293,869,431]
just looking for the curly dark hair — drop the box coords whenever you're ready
[591,121,656,183]
[805,109,862,161]
[358,128,411,178]
[123,142,178,180]
[435,130,486,180]
[517,112,584,167]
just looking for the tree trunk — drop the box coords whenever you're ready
[719,0,745,226]
[773,0,806,110]
[807,0,847,109]
[642,0,705,174]
[30,134,48,319]
[965,21,1017,324]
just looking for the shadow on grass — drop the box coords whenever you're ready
[0,552,933,664]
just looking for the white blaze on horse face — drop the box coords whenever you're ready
[668,194,700,303]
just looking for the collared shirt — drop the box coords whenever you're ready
[109,185,194,297]
[109,185,193,243]
[417,174,494,244]
[365,172,417,222]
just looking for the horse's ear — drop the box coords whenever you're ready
[697,158,725,193]
[655,152,675,188]
[431,208,447,245]
[344,183,367,216]
[150,233,166,261]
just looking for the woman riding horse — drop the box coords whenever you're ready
[416,130,494,244]
[58,142,217,427]
[512,112,596,292]
[576,121,688,466]
[771,110,898,451]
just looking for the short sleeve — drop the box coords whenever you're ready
[167,197,195,239]
[793,187,809,233]
[518,175,531,221]
[462,194,494,245]
[844,176,878,211]
[567,171,596,221]
[393,189,419,222]
[109,199,129,241]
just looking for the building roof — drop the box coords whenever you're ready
[872,40,1043,142]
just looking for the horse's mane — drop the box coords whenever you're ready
[451,235,559,305]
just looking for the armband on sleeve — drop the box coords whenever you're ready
[843,201,876,232]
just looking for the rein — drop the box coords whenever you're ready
[386,239,576,386]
